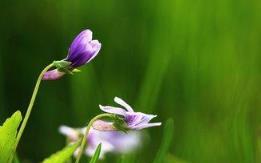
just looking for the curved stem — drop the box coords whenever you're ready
[75,113,113,163]
[10,63,54,161]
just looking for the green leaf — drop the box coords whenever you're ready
[0,111,22,163]
[42,142,79,163]
[153,118,174,163]
[89,143,102,163]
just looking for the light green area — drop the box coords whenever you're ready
[153,119,174,163]
[42,143,79,163]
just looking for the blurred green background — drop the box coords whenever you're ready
[0,0,260,162]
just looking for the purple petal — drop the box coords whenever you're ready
[124,112,144,126]
[114,97,134,112]
[66,29,101,68]
[134,113,157,125]
[42,69,65,80]
[124,112,161,130]
[69,41,101,67]
[59,125,79,141]
[59,125,141,159]
[86,128,140,158]
[86,128,115,159]
[99,105,127,116]
[86,40,101,63]
[67,30,93,61]
[133,122,162,130]
[99,130,140,153]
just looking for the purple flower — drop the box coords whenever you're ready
[66,30,101,68]
[59,125,140,159]
[99,97,161,130]
[87,128,140,158]
[43,29,101,80]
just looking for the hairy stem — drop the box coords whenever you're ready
[9,63,54,163]
[75,113,113,163]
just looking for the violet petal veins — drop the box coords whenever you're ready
[99,97,162,130]
[43,29,101,80]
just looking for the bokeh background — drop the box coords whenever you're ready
[0,0,260,162]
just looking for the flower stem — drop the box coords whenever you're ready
[75,113,113,163]
[9,63,54,162]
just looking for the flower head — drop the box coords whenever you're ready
[99,97,161,130]
[59,125,140,159]
[66,29,101,68]
[43,29,101,80]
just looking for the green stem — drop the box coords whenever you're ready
[9,63,54,163]
[75,113,113,163]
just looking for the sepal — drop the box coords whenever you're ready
[52,60,80,75]
[112,115,129,133]
[53,60,71,69]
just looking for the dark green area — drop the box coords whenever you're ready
[0,0,260,162]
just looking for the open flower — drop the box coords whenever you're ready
[59,125,140,159]
[43,29,101,80]
[99,97,161,130]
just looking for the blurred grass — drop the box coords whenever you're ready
[153,119,174,163]
[0,0,260,162]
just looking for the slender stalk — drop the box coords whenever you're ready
[9,63,54,163]
[75,113,113,163]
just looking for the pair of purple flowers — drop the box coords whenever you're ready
[44,29,161,158]
[61,97,161,158]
